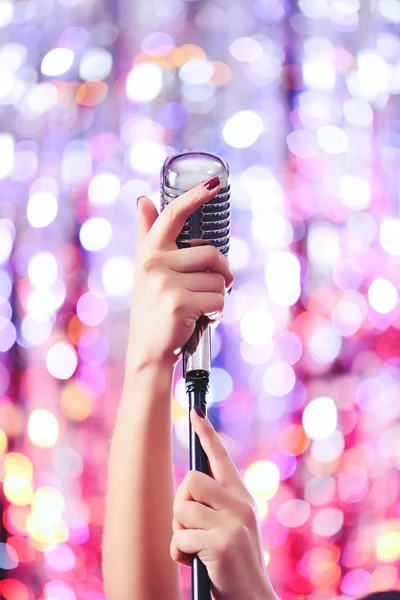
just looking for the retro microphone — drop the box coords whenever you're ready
[161,151,231,600]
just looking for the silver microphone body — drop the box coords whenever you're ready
[160,150,231,374]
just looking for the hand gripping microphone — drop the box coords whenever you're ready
[161,150,231,600]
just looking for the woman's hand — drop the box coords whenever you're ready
[126,179,234,373]
[171,408,278,600]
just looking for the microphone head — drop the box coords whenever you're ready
[161,150,231,255]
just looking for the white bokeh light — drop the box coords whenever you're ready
[262,362,296,397]
[303,57,336,92]
[303,396,338,441]
[41,48,75,77]
[317,126,348,154]
[46,342,78,380]
[229,37,263,62]
[0,133,14,179]
[179,59,214,84]
[309,323,342,364]
[28,252,58,288]
[380,219,400,256]
[102,256,134,297]
[368,278,398,314]
[126,63,163,103]
[339,175,371,210]
[88,173,120,208]
[21,317,53,347]
[0,220,14,265]
[240,309,275,346]
[80,218,112,252]
[79,48,113,81]
[222,110,264,149]
[129,140,167,175]
[27,192,58,228]
[265,252,301,307]
[308,223,340,272]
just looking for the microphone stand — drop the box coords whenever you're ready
[183,326,212,600]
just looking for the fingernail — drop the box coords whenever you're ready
[136,196,145,207]
[193,406,206,419]
[204,176,220,191]
[227,286,232,295]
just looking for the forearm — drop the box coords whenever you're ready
[102,363,181,600]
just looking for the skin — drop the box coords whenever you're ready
[102,180,278,600]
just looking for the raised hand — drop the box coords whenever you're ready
[126,178,234,373]
[171,408,279,600]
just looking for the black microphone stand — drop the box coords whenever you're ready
[184,326,212,600]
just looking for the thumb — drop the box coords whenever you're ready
[136,196,159,244]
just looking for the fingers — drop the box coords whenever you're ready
[180,272,226,295]
[136,196,159,245]
[165,246,234,289]
[147,180,221,249]
[174,500,219,531]
[174,470,227,511]
[170,529,210,564]
[190,408,243,489]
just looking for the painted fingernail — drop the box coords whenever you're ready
[136,196,145,207]
[227,286,233,295]
[193,406,206,419]
[204,176,220,191]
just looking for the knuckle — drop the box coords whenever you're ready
[141,254,159,274]
[164,289,184,316]
[203,244,220,266]
[241,500,257,528]
[185,469,200,490]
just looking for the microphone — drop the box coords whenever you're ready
[161,150,231,374]
[160,150,231,600]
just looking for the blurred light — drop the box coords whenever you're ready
[308,224,340,272]
[299,0,329,18]
[28,252,58,288]
[28,409,59,448]
[41,48,74,76]
[76,292,108,326]
[343,98,373,128]
[46,342,78,380]
[102,256,134,297]
[142,32,175,56]
[0,542,18,569]
[0,134,14,179]
[79,48,112,81]
[3,475,33,506]
[44,580,76,600]
[21,316,53,346]
[44,544,76,572]
[126,63,163,103]
[265,252,301,306]
[27,286,65,323]
[317,125,348,154]
[0,219,14,265]
[376,531,400,562]
[287,130,318,158]
[0,428,6,453]
[208,368,233,405]
[252,211,293,248]
[379,0,400,22]
[263,363,296,396]
[229,236,250,271]
[61,141,92,186]
[303,57,336,92]
[27,192,58,228]
[240,309,275,346]
[179,58,213,84]
[277,499,310,528]
[79,217,112,252]
[331,300,363,336]
[303,396,338,440]
[311,431,345,463]
[222,110,264,148]
[60,382,93,421]
[339,175,371,210]
[0,317,16,352]
[312,508,344,536]
[380,219,400,256]
[368,278,398,314]
[25,83,58,116]
[309,323,342,364]
[244,461,280,500]
[129,140,167,174]
[88,173,120,208]
[229,37,263,62]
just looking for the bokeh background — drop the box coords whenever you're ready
[1,0,400,598]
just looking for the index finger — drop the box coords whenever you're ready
[148,177,221,249]
[190,407,242,489]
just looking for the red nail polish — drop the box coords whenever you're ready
[204,176,220,191]
[193,405,206,419]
